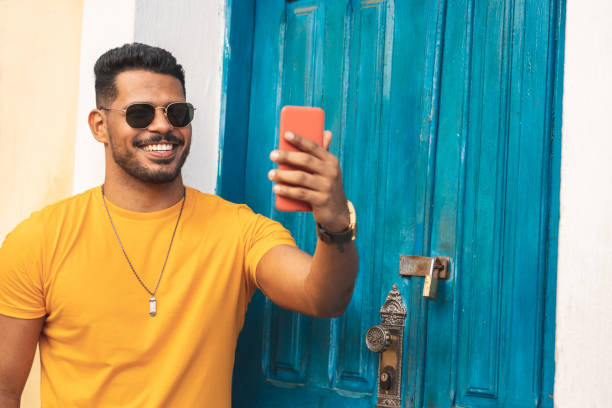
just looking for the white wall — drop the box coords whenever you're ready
[134,0,225,193]
[73,0,225,194]
[73,0,136,194]
[555,1,612,406]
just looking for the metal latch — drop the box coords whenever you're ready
[365,285,407,407]
[399,255,450,300]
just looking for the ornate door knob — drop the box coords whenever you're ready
[365,324,391,353]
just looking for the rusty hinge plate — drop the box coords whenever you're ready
[399,255,450,280]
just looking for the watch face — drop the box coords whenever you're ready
[347,200,357,240]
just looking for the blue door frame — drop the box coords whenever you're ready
[217,1,565,406]
[216,0,256,204]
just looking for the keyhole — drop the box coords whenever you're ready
[380,366,395,391]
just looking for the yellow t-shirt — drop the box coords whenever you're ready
[0,186,295,407]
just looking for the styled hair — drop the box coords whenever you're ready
[94,43,186,106]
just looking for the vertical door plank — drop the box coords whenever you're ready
[264,1,325,384]
[331,0,393,392]
[457,0,509,399]
[425,0,473,406]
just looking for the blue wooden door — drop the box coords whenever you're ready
[223,0,564,406]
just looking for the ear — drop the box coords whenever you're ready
[88,109,108,144]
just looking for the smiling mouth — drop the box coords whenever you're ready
[137,142,181,161]
[134,134,184,159]
[141,143,175,152]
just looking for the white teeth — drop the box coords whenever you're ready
[142,144,173,152]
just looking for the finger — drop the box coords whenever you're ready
[323,130,332,151]
[272,184,327,206]
[268,169,331,192]
[284,131,330,160]
[270,149,326,174]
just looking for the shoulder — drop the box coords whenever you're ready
[27,188,98,228]
[184,187,285,235]
[185,187,257,218]
[40,187,98,213]
[3,188,98,244]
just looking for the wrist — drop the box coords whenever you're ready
[316,201,357,249]
[319,209,350,233]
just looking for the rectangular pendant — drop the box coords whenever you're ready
[149,296,157,317]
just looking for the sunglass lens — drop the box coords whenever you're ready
[167,103,194,127]
[125,104,155,128]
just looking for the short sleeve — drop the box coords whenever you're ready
[237,206,296,292]
[0,214,47,318]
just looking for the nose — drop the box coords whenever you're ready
[146,106,174,132]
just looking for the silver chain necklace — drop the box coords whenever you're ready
[101,185,186,317]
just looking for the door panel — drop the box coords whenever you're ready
[239,1,432,405]
[422,0,563,406]
[228,0,563,406]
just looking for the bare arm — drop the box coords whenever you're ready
[261,130,359,318]
[0,314,43,408]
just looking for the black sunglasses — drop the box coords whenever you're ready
[99,102,196,128]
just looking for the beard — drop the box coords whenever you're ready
[108,131,190,184]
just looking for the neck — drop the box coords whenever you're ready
[102,176,185,212]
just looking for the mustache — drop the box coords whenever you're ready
[133,133,185,147]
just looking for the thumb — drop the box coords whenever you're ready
[323,130,333,151]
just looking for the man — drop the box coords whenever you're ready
[0,43,358,407]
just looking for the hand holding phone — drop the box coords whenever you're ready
[269,106,350,233]
[274,106,325,212]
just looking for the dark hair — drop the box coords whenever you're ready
[94,43,186,106]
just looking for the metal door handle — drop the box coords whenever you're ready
[365,325,391,353]
[365,284,407,407]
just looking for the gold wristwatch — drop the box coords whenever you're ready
[316,200,357,246]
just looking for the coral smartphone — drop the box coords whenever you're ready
[275,105,325,212]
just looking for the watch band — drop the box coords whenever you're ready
[316,200,357,249]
